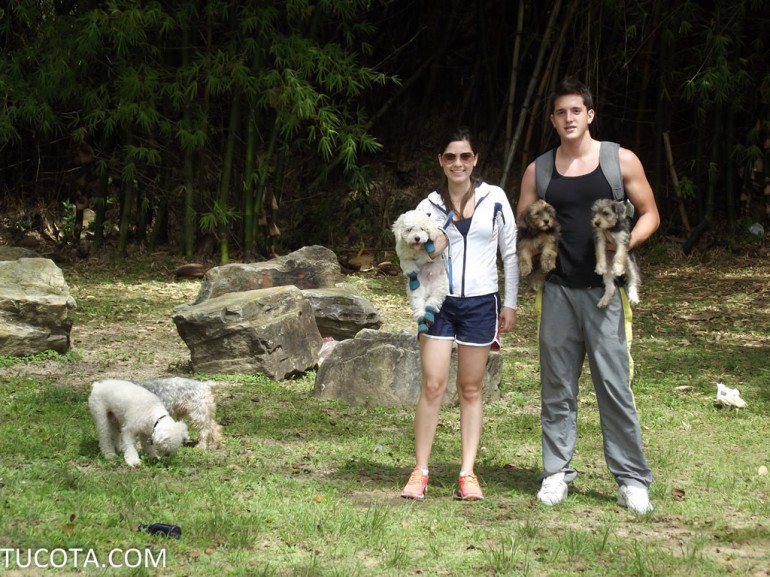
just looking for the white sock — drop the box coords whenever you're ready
[419,467,428,475]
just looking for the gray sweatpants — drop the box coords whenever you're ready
[537,282,652,489]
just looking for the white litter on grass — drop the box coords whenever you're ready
[715,382,747,409]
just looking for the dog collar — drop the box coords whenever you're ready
[153,415,169,431]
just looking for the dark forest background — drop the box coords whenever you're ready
[1,0,769,263]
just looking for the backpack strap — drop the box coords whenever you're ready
[599,141,624,201]
[534,148,555,200]
[534,141,625,201]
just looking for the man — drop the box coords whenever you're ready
[516,77,660,513]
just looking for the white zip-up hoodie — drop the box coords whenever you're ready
[416,181,519,310]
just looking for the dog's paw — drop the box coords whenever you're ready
[417,317,430,334]
[407,272,420,290]
[612,263,626,277]
[596,287,615,308]
[519,261,533,277]
[424,240,435,254]
[627,287,640,304]
[423,306,438,326]
[594,263,607,275]
[541,255,556,271]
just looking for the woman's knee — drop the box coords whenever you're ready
[421,377,448,403]
[456,381,483,404]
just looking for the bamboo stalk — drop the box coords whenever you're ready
[662,131,691,232]
[503,1,525,163]
[500,0,566,190]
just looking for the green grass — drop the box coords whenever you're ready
[0,245,769,575]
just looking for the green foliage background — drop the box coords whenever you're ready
[1,0,769,260]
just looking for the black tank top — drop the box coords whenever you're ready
[545,162,613,288]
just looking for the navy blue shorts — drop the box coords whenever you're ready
[423,293,500,347]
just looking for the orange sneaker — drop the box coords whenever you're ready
[455,473,484,500]
[400,467,428,500]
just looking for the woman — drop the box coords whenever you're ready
[400,127,519,500]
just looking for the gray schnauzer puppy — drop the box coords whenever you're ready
[591,198,641,308]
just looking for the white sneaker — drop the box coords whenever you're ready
[617,485,654,514]
[537,472,568,505]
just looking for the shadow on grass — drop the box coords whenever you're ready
[335,457,542,497]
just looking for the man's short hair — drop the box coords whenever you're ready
[549,76,595,113]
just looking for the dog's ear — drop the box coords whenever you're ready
[615,201,628,220]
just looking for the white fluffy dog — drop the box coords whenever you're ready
[137,377,223,449]
[392,210,449,332]
[88,379,190,467]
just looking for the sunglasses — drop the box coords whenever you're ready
[441,152,475,164]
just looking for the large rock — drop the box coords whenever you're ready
[192,245,342,305]
[313,329,502,407]
[0,246,41,261]
[172,285,322,379]
[302,285,382,340]
[0,257,76,355]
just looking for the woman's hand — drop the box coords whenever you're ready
[499,307,516,333]
[427,231,448,257]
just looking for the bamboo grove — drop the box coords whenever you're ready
[1,0,769,260]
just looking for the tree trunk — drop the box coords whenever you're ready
[217,92,241,264]
[117,170,135,257]
[92,171,109,248]
[633,0,662,151]
[500,0,566,190]
[725,106,736,231]
[663,131,691,232]
[253,120,280,257]
[183,148,196,258]
[683,103,722,254]
[180,27,196,259]
[503,0,526,164]
[243,106,258,261]
[149,195,168,249]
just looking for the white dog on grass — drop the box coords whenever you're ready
[89,379,190,467]
[136,377,223,449]
[392,209,449,333]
